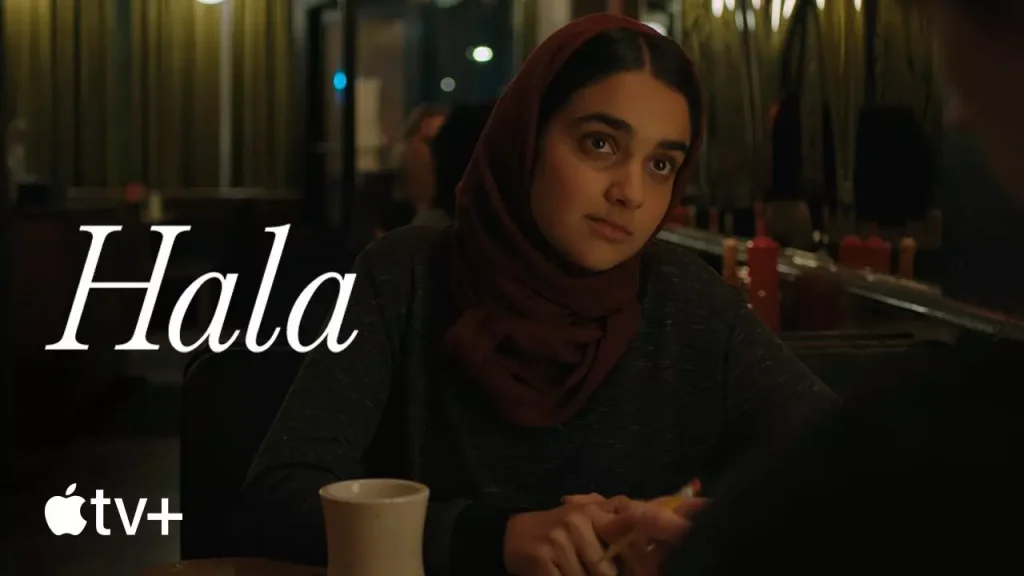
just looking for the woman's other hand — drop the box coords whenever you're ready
[503,494,625,576]
[600,495,709,575]
[561,492,708,575]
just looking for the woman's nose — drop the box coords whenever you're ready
[605,165,645,209]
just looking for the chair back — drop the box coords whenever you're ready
[784,330,950,400]
[180,344,304,559]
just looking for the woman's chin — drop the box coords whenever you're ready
[562,249,632,274]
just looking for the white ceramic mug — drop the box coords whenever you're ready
[319,478,429,576]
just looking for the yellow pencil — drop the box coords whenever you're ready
[601,479,701,562]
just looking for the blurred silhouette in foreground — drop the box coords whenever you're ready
[664,1,1024,572]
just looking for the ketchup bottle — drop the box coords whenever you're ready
[839,235,864,269]
[898,237,917,279]
[864,235,892,274]
[722,237,740,286]
[125,181,145,204]
[672,204,691,226]
[747,218,780,332]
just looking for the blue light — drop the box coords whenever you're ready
[332,71,348,91]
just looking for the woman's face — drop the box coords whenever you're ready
[530,69,692,271]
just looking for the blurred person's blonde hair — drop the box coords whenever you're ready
[389,104,447,170]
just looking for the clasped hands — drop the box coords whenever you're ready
[503,489,708,576]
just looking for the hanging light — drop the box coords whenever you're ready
[736,8,757,30]
[469,45,493,63]
[782,0,798,18]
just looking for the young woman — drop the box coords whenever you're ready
[241,15,836,576]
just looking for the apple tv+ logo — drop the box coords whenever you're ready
[44,483,182,536]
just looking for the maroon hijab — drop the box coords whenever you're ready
[443,14,703,427]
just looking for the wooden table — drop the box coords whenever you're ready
[142,558,325,576]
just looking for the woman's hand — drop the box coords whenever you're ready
[503,495,625,576]
[562,493,709,576]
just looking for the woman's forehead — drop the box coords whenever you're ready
[558,70,692,142]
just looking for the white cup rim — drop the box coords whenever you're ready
[319,478,429,504]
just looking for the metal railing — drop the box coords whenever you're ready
[657,225,1024,341]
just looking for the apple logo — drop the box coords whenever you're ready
[45,483,88,536]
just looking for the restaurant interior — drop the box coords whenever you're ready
[1,0,1021,574]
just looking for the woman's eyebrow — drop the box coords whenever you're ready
[573,112,689,152]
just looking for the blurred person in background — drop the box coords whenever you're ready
[357,105,444,243]
[391,103,447,228]
[411,102,496,227]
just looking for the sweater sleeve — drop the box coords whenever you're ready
[237,245,504,575]
[719,287,841,465]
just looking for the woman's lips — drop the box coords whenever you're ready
[586,216,633,241]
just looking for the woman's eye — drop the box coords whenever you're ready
[649,158,675,176]
[587,136,613,154]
